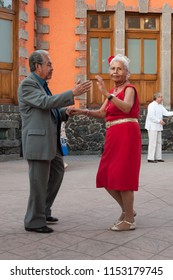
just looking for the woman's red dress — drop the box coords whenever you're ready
[96,84,141,191]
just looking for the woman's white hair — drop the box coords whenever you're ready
[110,54,130,70]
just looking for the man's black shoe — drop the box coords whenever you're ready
[25,225,53,233]
[148,160,157,163]
[157,159,165,162]
[46,216,58,223]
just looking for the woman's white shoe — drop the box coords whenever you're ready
[110,220,136,231]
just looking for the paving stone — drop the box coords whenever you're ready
[0,154,173,260]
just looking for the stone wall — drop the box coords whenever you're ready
[65,115,106,155]
[65,109,173,155]
[162,117,173,150]
[1,106,173,161]
[0,105,21,161]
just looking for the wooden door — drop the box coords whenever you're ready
[0,0,18,104]
[87,12,114,108]
[126,14,160,108]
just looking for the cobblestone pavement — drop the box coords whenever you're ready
[0,153,173,260]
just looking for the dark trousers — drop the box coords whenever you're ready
[24,154,64,228]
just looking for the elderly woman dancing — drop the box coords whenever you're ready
[72,54,141,231]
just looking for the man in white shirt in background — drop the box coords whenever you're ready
[145,92,173,163]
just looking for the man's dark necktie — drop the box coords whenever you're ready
[43,81,64,155]
[43,82,61,130]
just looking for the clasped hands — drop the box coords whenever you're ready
[66,107,85,116]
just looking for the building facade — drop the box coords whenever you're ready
[1,0,173,160]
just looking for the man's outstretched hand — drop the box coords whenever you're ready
[72,80,92,96]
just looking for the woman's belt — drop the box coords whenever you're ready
[106,118,138,128]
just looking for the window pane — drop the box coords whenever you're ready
[90,38,98,73]
[0,0,13,9]
[144,39,156,74]
[144,18,156,29]
[102,38,110,73]
[128,39,140,74]
[101,15,110,29]
[89,15,98,28]
[128,17,140,29]
[0,19,12,63]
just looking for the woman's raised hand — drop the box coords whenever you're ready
[95,75,109,98]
